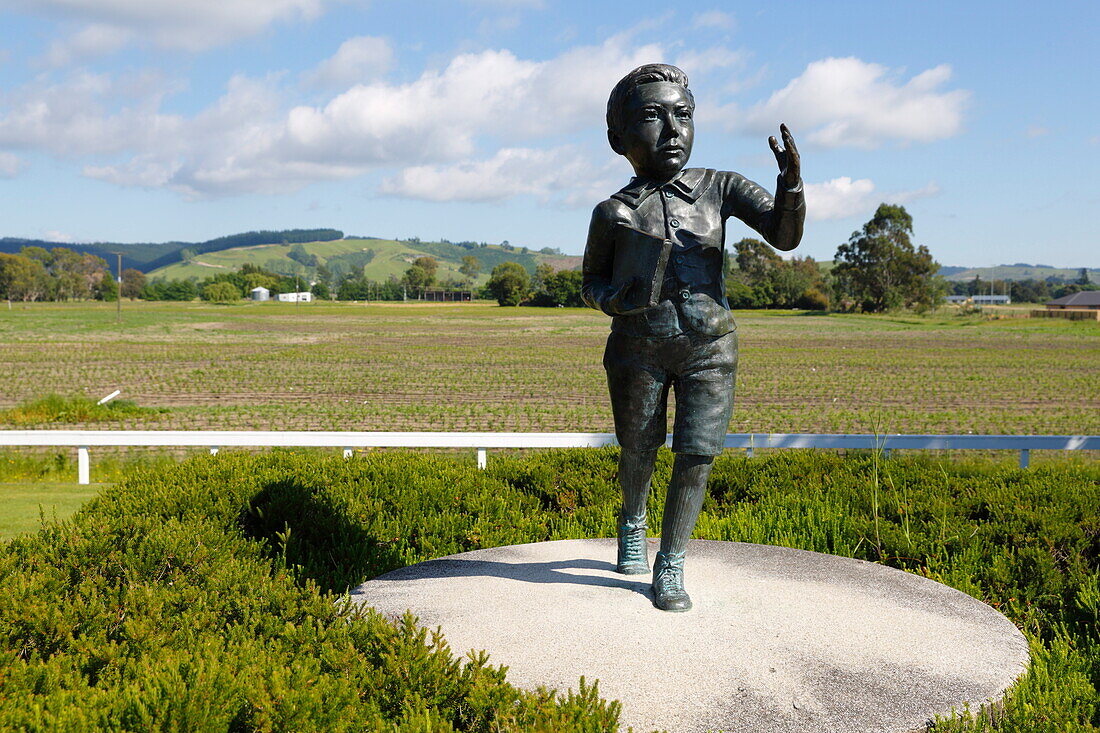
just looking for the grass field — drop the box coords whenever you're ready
[2,300,1097,437]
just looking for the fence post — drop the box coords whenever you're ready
[209,447,219,455]
[78,446,90,485]
[343,447,353,459]
[477,448,487,470]
[1019,449,1030,469]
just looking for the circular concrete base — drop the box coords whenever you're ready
[350,539,1028,733]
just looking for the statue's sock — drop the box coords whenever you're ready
[618,448,657,524]
[659,453,713,556]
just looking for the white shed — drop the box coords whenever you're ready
[250,286,270,301]
[276,291,312,303]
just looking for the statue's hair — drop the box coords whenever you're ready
[606,63,694,134]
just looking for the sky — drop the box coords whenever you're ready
[0,1,1096,267]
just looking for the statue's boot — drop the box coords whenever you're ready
[652,453,713,611]
[616,448,656,575]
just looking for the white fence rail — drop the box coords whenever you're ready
[2,430,1097,484]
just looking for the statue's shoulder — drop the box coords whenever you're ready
[591,196,632,223]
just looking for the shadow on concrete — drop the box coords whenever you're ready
[377,556,652,598]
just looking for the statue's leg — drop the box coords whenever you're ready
[603,332,670,575]
[652,453,714,611]
[651,330,737,612]
[617,447,658,574]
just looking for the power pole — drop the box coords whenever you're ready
[116,253,122,322]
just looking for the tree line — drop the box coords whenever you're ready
[0,246,118,301]
[723,203,943,313]
[6,206,1087,309]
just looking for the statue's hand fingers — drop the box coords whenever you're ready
[768,135,784,166]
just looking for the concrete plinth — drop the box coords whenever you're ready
[350,539,1028,733]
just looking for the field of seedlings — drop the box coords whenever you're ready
[1,301,1098,436]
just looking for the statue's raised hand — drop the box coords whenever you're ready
[768,124,801,189]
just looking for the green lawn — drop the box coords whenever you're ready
[0,481,102,540]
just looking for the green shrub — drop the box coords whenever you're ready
[202,281,242,303]
[0,394,167,426]
[1,449,1098,729]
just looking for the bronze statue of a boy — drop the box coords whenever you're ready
[582,64,805,611]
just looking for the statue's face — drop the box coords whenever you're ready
[612,81,694,181]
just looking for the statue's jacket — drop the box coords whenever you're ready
[582,167,806,338]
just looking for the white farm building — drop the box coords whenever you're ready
[276,291,312,303]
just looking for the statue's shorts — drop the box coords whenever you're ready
[603,330,738,457]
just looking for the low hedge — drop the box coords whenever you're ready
[0,449,1097,730]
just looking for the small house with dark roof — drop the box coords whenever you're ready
[1045,291,1100,310]
[1032,290,1100,321]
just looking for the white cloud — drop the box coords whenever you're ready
[50,34,662,197]
[3,0,326,51]
[692,10,735,30]
[674,47,745,75]
[379,146,616,206]
[303,37,394,89]
[742,57,969,149]
[0,33,669,198]
[0,151,25,177]
[0,70,184,156]
[42,229,75,243]
[41,23,132,66]
[805,176,939,221]
[1025,125,1049,138]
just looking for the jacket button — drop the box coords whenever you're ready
[663,189,674,198]
[669,218,680,228]
[679,289,691,301]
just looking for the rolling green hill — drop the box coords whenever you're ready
[938,264,1099,282]
[0,229,344,274]
[148,237,582,285]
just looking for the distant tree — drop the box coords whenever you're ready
[1010,279,1050,304]
[311,281,331,300]
[143,278,198,301]
[0,253,49,301]
[832,203,943,312]
[121,268,146,299]
[202,281,241,303]
[734,238,783,280]
[402,256,437,292]
[97,274,118,302]
[243,272,280,293]
[459,255,481,281]
[531,262,554,294]
[486,262,530,306]
[288,244,319,267]
[725,238,828,309]
[1078,267,1091,285]
[413,256,438,279]
[1051,282,1084,299]
[542,270,584,307]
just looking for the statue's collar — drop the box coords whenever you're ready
[613,168,712,208]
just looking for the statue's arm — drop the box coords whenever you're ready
[581,202,619,314]
[722,172,805,252]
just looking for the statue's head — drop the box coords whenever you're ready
[606,64,695,181]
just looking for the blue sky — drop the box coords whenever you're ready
[0,0,1096,267]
